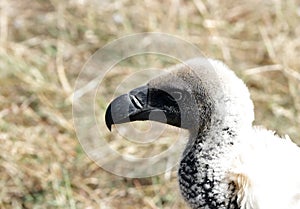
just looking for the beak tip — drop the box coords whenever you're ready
[104,86,149,131]
[105,104,113,131]
[105,119,112,132]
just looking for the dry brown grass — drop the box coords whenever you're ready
[1,0,300,208]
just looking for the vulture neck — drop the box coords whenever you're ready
[186,74,254,158]
[177,58,255,208]
[179,84,254,208]
[186,105,246,159]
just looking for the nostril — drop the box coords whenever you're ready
[130,94,143,109]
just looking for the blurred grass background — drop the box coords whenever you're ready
[1,0,300,208]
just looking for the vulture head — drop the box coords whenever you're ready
[105,58,254,135]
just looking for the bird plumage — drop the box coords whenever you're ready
[105,58,300,209]
[230,127,300,209]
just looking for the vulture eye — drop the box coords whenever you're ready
[172,91,183,101]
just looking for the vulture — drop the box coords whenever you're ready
[105,58,300,209]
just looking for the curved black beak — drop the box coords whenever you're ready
[105,85,181,131]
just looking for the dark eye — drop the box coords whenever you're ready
[172,91,183,101]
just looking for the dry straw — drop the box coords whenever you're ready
[0,0,299,208]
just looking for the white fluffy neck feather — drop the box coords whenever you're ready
[230,128,300,209]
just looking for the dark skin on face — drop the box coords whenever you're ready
[105,85,182,131]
